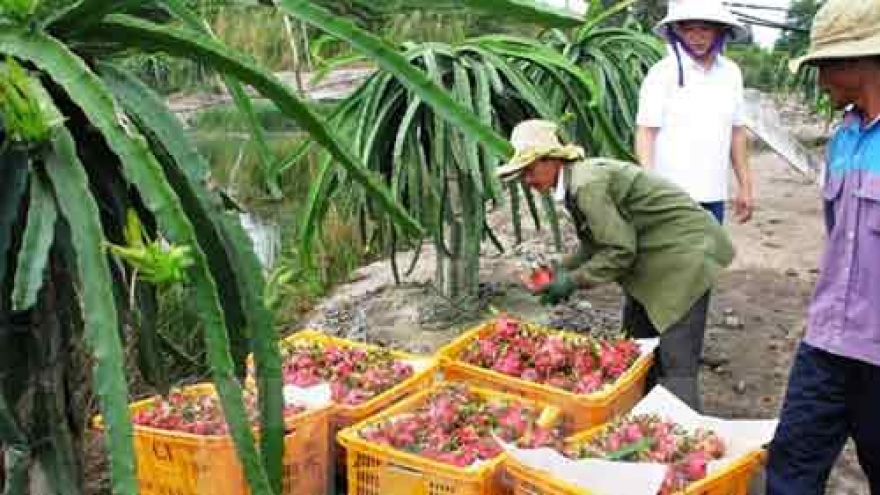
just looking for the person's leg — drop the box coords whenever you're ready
[766,343,851,495]
[849,359,880,495]
[621,294,658,339]
[654,292,709,410]
[621,294,661,393]
[699,201,725,223]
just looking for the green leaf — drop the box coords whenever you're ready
[0,29,273,495]
[582,0,636,32]
[2,445,30,495]
[275,0,514,160]
[522,179,542,232]
[604,437,655,461]
[0,389,26,445]
[162,0,279,199]
[300,154,336,264]
[134,282,167,392]
[100,73,246,366]
[0,145,29,296]
[360,86,406,170]
[44,129,137,495]
[45,0,148,35]
[355,73,395,157]
[444,0,585,26]
[470,61,502,201]
[350,0,585,27]
[86,14,424,241]
[96,62,284,492]
[471,35,600,107]
[275,93,365,177]
[391,98,422,170]
[452,63,483,194]
[11,169,56,311]
[29,294,82,495]
[212,213,284,487]
[541,192,562,251]
[465,47,561,124]
[508,181,523,244]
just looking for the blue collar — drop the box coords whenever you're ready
[843,109,880,132]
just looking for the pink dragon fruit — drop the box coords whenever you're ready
[357,384,562,467]
[270,340,416,406]
[565,414,726,495]
[460,316,641,395]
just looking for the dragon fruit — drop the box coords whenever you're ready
[459,318,641,394]
[132,388,305,436]
[265,340,415,406]
[524,266,554,292]
[566,414,726,494]
[358,384,562,468]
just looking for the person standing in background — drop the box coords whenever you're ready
[635,0,754,225]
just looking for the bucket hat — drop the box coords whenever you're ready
[496,120,584,182]
[654,0,748,43]
[789,0,880,72]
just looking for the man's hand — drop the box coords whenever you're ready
[733,189,754,223]
[538,269,576,305]
[635,126,659,170]
[730,126,752,223]
[522,265,555,293]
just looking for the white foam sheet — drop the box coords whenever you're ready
[505,444,668,495]
[282,383,332,409]
[280,356,432,410]
[636,339,660,359]
[503,386,778,495]
[404,357,433,374]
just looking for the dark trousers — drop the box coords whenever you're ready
[622,292,710,411]
[767,342,880,495]
[700,201,725,224]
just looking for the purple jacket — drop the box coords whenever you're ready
[806,112,880,367]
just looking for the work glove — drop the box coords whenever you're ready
[538,263,576,305]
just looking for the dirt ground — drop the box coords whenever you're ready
[300,149,871,494]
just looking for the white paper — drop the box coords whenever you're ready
[505,444,668,495]
[404,357,433,374]
[631,386,703,429]
[636,338,660,357]
[632,386,779,476]
[282,383,332,409]
[504,386,778,495]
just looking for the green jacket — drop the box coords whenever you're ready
[561,159,734,332]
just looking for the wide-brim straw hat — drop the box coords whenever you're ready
[789,0,880,72]
[654,0,749,43]
[496,120,584,181]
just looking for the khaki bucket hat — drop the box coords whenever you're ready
[790,0,880,72]
[654,0,749,43]
[496,120,584,181]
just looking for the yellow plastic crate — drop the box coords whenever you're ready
[505,426,768,495]
[98,383,330,495]
[438,319,653,432]
[276,329,439,431]
[274,329,439,478]
[337,382,562,495]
